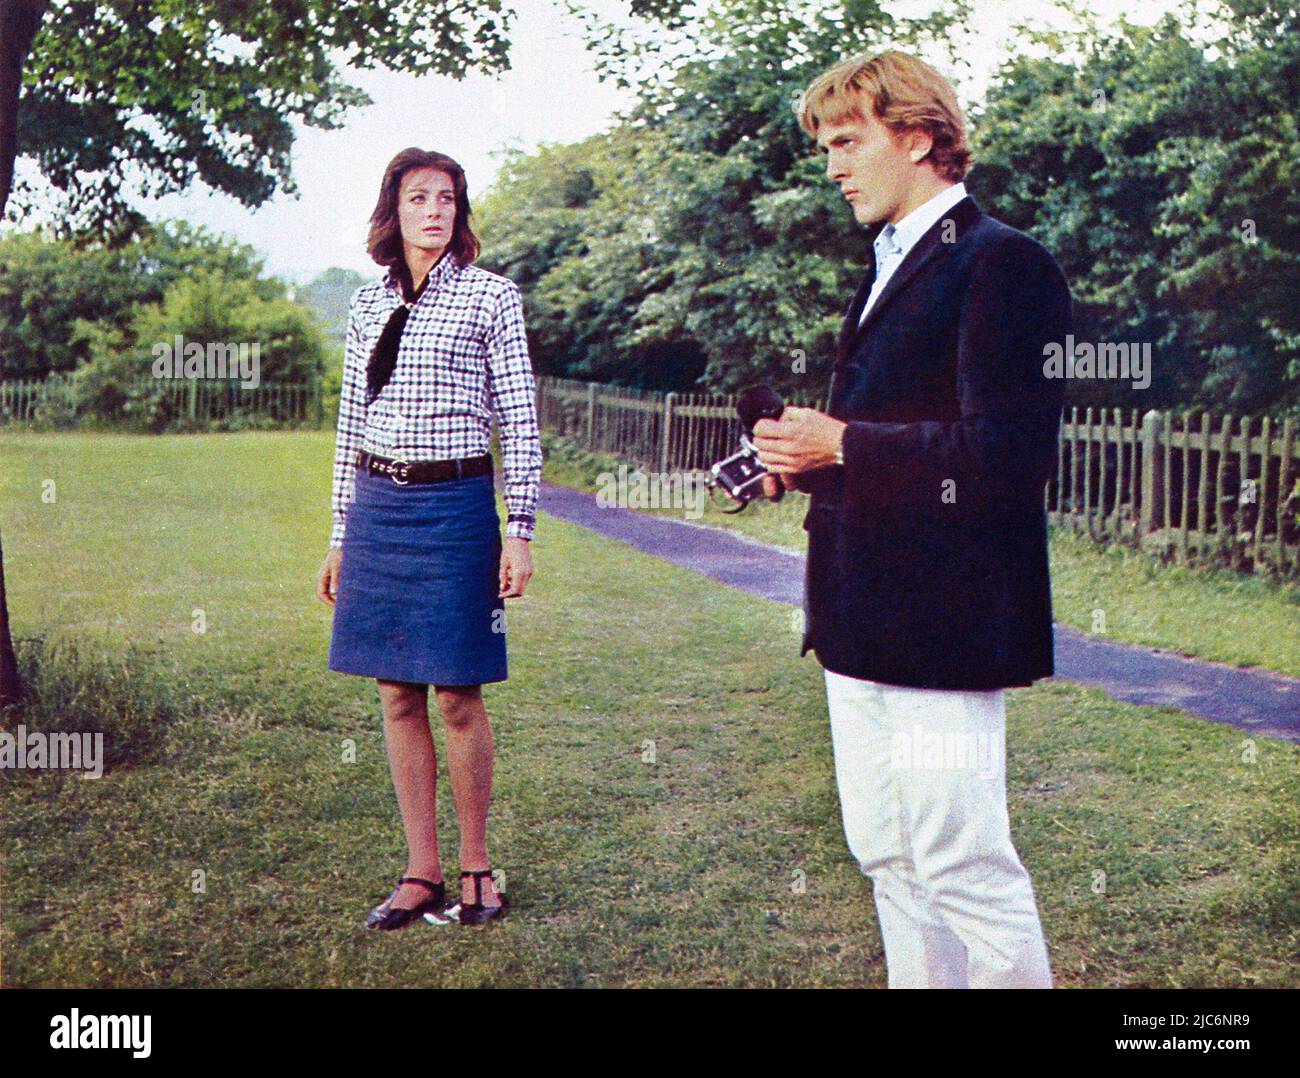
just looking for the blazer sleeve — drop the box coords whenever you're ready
[838,233,1070,525]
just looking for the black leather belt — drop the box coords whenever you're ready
[356,450,493,485]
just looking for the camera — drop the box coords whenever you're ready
[705,385,786,512]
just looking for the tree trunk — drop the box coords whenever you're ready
[0,529,19,706]
[0,0,50,706]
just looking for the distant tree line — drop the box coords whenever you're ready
[0,221,331,429]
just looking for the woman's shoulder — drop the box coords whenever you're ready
[340,279,391,332]
[455,261,521,300]
[350,275,394,310]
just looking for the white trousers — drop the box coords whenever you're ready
[824,668,1052,989]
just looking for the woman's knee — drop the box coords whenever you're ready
[377,680,428,722]
[434,684,484,729]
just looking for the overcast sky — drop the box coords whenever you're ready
[13,0,1178,284]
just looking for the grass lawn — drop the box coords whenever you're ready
[542,435,1300,680]
[1,430,1296,987]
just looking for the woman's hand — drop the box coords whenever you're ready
[317,548,342,606]
[499,537,533,599]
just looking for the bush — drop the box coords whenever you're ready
[540,431,622,486]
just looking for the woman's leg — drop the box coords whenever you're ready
[434,684,502,909]
[378,679,444,908]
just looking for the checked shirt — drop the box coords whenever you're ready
[329,253,542,546]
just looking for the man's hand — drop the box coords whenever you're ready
[316,547,342,606]
[753,406,847,476]
[499,536,534,598]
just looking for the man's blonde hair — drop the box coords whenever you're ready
[797,50,971,182]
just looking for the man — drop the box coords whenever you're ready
[753,49,1069,989]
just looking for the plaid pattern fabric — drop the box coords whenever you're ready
[330,254,542,546]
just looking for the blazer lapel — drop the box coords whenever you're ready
[839,196,983,361]
[834,260,880,367]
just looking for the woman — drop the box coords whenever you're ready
[316,148,541,929]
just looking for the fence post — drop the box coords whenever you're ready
[1139,409,1163,538]
[1280,418,1295,571]
[586,382,598,449]
[1254,415,1271,567]
[661,392,676,474]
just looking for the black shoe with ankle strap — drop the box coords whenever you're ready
[458,869,507,926]
[367,876,449,931]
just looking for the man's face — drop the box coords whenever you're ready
[816,109,922,227]
[397,166,456,255]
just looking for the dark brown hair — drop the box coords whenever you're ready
[365,148,480,267]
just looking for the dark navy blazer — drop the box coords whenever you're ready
[800,195,1070,690]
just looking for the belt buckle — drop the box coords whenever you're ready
[388,457,411,485]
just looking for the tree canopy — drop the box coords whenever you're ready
[971,0,1299,415]
[11,0,520,240]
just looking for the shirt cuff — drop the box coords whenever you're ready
[506,514,534,541]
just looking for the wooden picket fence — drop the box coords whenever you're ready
[537,377,1300,576]
[536,376,825,475]
[0,376,324,427]
[1049,407,1299,575]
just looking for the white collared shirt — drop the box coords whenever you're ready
[858,181,968,324]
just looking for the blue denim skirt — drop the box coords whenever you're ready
[328,467,507,685]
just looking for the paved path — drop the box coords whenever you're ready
[536,482,1300,743]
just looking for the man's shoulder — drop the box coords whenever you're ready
[953,204,1072,322]
[964,206,1064,276]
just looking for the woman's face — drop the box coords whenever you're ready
[397,166,456,256]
